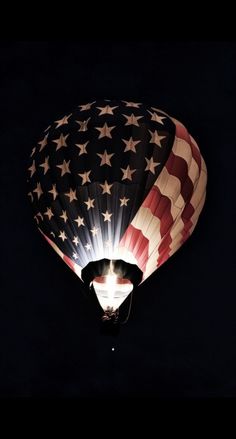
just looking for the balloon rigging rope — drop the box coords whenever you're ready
[120,291,133,325]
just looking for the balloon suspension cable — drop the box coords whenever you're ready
[120,290,133,325]
[79,281,92,301]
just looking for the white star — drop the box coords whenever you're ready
[84,197,95,210]
[102,210,112,222]
[65,188,77,202]
[30,147,36,157]
[37,212,43,221]
[54,114,71,128]
[76,118,90,131]
[97,105,118,115]
[145,157,160,174]
[27,192,33,202]
[97,150,114,166]
[79,102,95,111]
[122,101,141,108]
[59,231,67,241]
[57,159,71,176]
[120,197,130,206]
[28,160,36,177]
[78,170,91,185]
[60,210,68,223]
[72,252,78,260]
[147,110,166,125]
[122,137,141,153]
[52,133,69,151]
[74,216,85,227]
[33,182,43,199]
[48,184,58,200]
[85,243,92,251]
[95,123,115,139]
[121,165,136,181]
[39,156,50,174]
[44,207,54,220]
[151,107,167,115]
[123,113,143,126]
[76,141,89,155]
[149,130,166,147]
[99,180,113,194]
[38,134,48,152]
[90,226,100,236]
[73,236,79,246]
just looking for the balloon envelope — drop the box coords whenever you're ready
[27,100,207,311]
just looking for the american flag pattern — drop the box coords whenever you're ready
[27,100,207,284]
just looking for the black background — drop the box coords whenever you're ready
[0,41,235,398]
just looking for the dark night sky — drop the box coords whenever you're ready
[0,41,235,398]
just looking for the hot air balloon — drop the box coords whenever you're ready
[27,100,207,321]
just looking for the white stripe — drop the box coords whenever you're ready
[169,217,185,250]
[131,207,162,255]
[173,137,201,186]
[154,166,185,211]
[189,191,206,235]
[114,246,138,266]
[74,263,82,279]
[187,164,207,210]
[169,191,206,257]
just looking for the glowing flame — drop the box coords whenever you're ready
[106,261,117,305]
[92,260,134,311]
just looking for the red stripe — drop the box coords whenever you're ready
[166,151,194,202]
[157,251,171,267]
[63,254,76,272]
[157,202,195,267]
[175,120,202,170]
[43,234,53,245]
[141,185,174,268]
[158,233,172,254]
[120,225,149,272]
[95,276,132,285]
[142,186,173,237]
[181,227,192,243]
[42,231,79,274]
[174,121,190,143]
[180,203,195,243]
[182,203,195,220]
